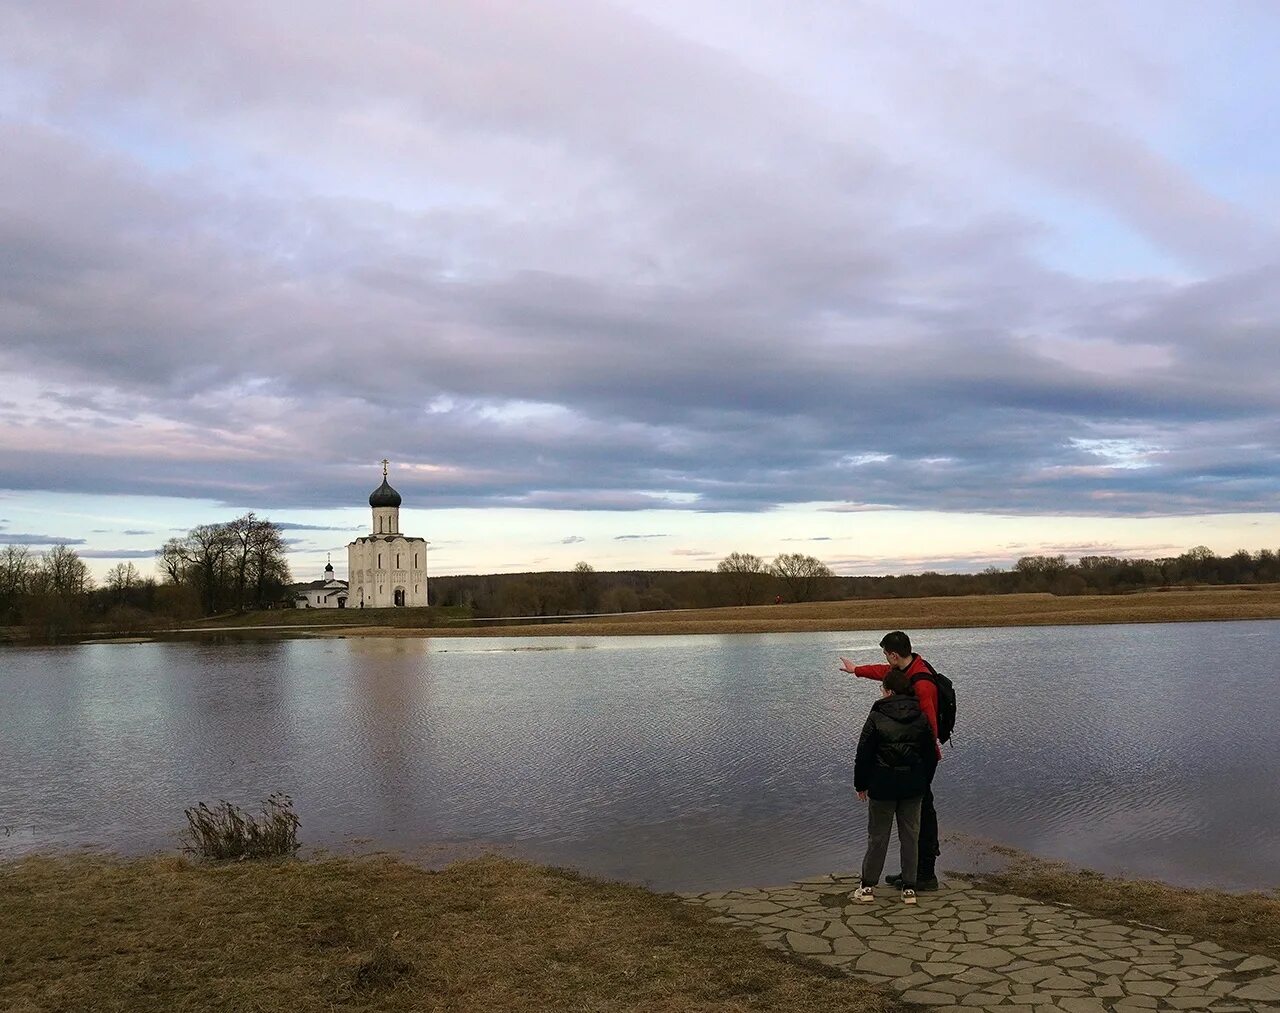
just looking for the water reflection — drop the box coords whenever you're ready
[2,622,1278,891]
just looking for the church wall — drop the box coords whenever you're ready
[346,537,428,608]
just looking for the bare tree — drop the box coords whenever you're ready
[716,551,770,605]
[571,561,599,612]
[106,561,141,594]
[180,524,234,614]
[158,517,291,614]
[23,544,92,640]
[0,544,34,621]
[227,512,258,608]
[156,538,188,584]
[770,552,833,602]
[247,520,291,607]
[40,543,94,596]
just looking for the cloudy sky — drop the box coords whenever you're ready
[2,1,1277,582]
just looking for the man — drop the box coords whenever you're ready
[852,668,936,905]
[840,630,942,890]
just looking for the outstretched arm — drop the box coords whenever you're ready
[840,657,890,680]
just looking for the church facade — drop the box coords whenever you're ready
[346,461,428,608]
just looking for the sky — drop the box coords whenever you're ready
[1,1,1277,583]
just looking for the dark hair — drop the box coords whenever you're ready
[883,669,911,695]
[880,630,912,656]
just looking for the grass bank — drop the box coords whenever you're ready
[298,585,1280,638]
[0,853,907,1013]
[969,852,1280,964]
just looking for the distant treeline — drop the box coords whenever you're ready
[1,513,291,640]
[4,540,1278,639]
[429,545,1280,618]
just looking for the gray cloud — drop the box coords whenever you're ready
[560,535,586,544]
[0,2,1277,520]
[0,533,87,545]
[275,522,362,532]
[614,534,668,541]
[78,548,159,559]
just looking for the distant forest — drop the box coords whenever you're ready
[4,538,1279,640]
[428,545,1280,618]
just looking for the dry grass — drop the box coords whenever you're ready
[308,585,1280,639]
[969,853,1280,963]
[0,853,911,1013]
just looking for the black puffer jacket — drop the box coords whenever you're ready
[854,694,936,800]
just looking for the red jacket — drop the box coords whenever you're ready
[843,653,942,760]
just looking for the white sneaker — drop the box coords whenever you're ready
[853,885,874,903]
[902,888,917,905]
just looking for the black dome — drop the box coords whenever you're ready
[369,478,402,508]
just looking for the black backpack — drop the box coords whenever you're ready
[910,659,957,745]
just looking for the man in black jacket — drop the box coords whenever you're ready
[852,668,936,905]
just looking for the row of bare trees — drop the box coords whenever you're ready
[716,552,834,604]
[158,513,291,615]
[1,543,96,638]
[1,515,293,638]
[429,552,835,617]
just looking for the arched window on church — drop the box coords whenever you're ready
[378,553,382,568]
[396,553,400,568]
[414,553,418,568]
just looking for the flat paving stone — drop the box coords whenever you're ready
[684,871,1280,1013]
[902,989,961,1005]
[786,931,831,954]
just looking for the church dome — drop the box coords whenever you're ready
[369,477,402,508]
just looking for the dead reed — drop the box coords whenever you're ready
[182,793,300,861]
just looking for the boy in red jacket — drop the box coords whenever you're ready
[841,630,943,890]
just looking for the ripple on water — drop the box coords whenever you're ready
[1,622,1278,891]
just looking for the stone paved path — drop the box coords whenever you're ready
[680,874,1280,1011]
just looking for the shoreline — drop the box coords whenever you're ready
[77,585,1280,644]
[3,846,1277,1011]
[4,586,1278,646]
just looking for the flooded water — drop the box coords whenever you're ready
[2,622,1278,891]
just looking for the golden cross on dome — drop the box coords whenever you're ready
[381,458,389,478]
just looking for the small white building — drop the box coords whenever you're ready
[294,558,349,609]
[347,460,428,608]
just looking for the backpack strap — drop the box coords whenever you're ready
[908,660,952,749]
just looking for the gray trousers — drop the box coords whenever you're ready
[861,796,923,888]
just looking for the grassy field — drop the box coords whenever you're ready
[0,853,907,1013]
[969,851,1280,965]
[186,584,1280,639]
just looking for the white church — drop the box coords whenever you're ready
[294,460,429,609]
[295,555,349,608]
[348,460,429,608]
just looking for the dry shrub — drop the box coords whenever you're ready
[182,794,300,861]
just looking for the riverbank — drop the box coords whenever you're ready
[0,853,906,1013]
[228,585,1280,639]
[6,585,1278,646]
[4,852,1277,1012]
